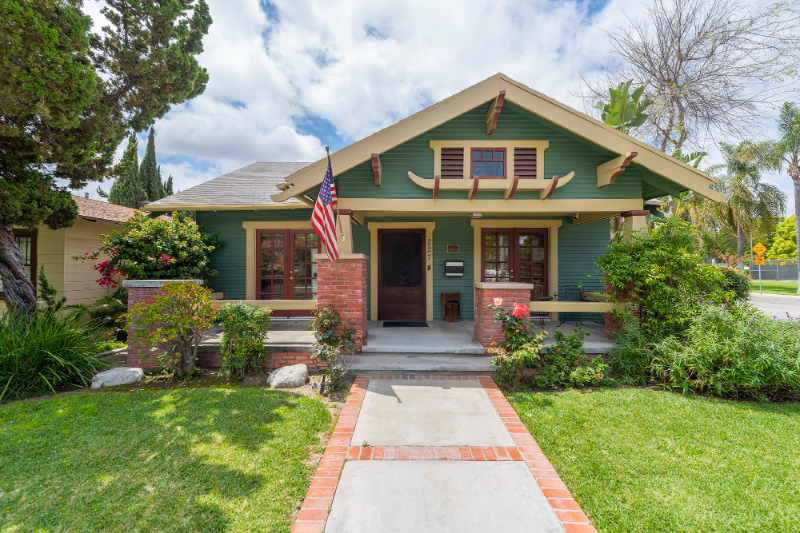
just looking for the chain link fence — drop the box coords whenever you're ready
[746,259,798,281]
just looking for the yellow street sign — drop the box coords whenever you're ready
[755,256,765,266]
[753,242,767,255]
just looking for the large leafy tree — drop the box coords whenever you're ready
[140,127,165,201]
[749,103,800,290]
[766,214,797,260]
[595,80,652,134]
[712,143,786,269]
[0,0,212,312]
[107,133,146,208]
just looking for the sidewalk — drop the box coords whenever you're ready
[292,375,597,533]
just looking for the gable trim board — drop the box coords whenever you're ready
[269,73,723,205]
[367,222,436,321]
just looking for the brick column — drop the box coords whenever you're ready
[316,254,369,350]
[123,280,202,369]
[603,283,640,338]
[473,282,533,352]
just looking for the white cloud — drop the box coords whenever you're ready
[71,0,794,209]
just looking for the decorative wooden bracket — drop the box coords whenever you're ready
[469,176,481,200]
[504,175,520,199]
[597,152,637,187]
[371,153,382,187]
[408,171,574,200]
[485,90,506,136]
[541,176,560,200]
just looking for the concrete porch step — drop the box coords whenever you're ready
[346,354,495,374]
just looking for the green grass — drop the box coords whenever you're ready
[0,387,332,532]
[508,388,800,533]
[750,280,799,295]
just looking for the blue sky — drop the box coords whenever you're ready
[77,0,792,208]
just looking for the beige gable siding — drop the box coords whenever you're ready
[62,219,116,305]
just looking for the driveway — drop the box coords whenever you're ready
[750,294,800,320]
[292,376,597,533]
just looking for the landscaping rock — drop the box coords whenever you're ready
[91,367,144,389]
[266,364,308,389]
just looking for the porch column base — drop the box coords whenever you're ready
[317,254,369,350]
[473,282,533,354]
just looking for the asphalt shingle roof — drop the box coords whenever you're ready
[73,195,139,223]
[146,162,312,208]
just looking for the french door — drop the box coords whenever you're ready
[256,229,320,315]
[481,228,548,298]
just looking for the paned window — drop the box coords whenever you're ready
[471,149,505,179]
[0,230,36,299]
[481,228,547,298]
[256,230,320,301]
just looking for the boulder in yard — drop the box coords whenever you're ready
[267,364,309,389]
[91,367,144,389]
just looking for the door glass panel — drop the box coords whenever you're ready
[380,232,423,287]
[531,248,545,261]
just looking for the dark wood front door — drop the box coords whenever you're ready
[378,230,425,321]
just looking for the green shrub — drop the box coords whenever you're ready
[535,328,614,388]
[487,299,546,389]
[125,282,215,377]
[717,266,750,302]
[596,219,735,334]
[216,303,272,380]
[610,304,800,400]
[310,306,360,391]
[0,309,109,401]
[75,212,222,288]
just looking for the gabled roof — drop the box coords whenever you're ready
[73,195,139,223]
[146,162,312,211]
[271,73,725,203]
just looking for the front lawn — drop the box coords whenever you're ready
[750,280,799,295]
[0,387,332,532]
[509,388,800,533]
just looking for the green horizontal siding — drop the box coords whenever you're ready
[196,209,313,299]
[338,101,644,201]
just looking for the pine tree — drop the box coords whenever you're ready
[139,127,166,201]
[108,134,147,209]
[163,174,174,196]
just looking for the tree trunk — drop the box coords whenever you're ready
[737,225,745,270]
[794,178,800,293]
[0,224,37,314]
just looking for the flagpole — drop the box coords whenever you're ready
[326,146,343,247]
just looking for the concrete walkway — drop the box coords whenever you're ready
[292,376,597,533]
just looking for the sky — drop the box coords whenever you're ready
[76,0,792,209]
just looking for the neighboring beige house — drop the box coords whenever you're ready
[0,195,138,311]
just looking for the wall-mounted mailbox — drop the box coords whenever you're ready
[445,261,464,277]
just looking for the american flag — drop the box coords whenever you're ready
[311,157,339,260]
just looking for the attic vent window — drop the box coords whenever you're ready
[441,148,464,179]
[471,149,505,179]
[514,148,537,179]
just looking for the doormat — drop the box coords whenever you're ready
[383,321,429,328]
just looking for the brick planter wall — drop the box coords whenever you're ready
[316,254,369,350]
[197,347,326,371]
[474,282,533,352]
[123,279,202,370]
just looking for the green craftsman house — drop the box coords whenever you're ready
[144,74,722,340]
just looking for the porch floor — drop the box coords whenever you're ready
[201,318,314,350]
[363,321,485,355]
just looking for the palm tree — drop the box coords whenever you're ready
[747,103,800,291]
[712,142,786,270]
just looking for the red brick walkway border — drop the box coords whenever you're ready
[291,374,597,533]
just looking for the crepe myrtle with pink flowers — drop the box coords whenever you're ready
[74,212,222,288]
